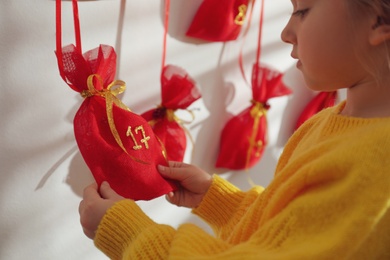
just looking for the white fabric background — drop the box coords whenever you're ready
[0,0,321,259]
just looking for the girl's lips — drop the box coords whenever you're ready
[296,60,302,68]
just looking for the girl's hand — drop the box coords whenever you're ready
[158,161,212,208]
[79,182,124,239]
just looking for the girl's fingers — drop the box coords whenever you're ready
[168,161,187,168]
[158,163,189,181]
[157,161,189,182]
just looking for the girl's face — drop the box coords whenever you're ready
[281,0,373,91]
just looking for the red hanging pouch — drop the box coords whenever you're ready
[141,65,201,161]
[295,91,337,130]
[216,65,291,169]
[186,0,251,42]
[216,0,292,170]
[55,0,176,200]
[141,0,202,162]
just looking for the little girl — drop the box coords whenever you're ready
[79,0,390,258]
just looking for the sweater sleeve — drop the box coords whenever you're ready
[192,174,264,240]
[94,199,262,260]
[94,175,264,260]
[94,200,176,259]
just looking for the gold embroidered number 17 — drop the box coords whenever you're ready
[126,125,151,150]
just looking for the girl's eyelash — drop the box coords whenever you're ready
[292,8,309,18]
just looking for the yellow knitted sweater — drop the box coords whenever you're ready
[95,102,390,259]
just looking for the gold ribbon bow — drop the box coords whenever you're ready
[81,74,149,164]
[245,100,267,169]
[149,106,196,160]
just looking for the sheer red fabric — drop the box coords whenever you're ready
[58,44,176,200]
[141,65,201,162]
[216,64,292,170]
[216,0,292,170]
[55,0,176,200]
[140,1,202,162]
[186,0,250,42]
[295,91,338,130]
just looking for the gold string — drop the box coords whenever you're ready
[164,108,196,148]
[166,108,176,122]
[155,135,168,163]
[82,74,149,165]
[171,108,196,161]
[245,100,267,169]
[166,108,195,124]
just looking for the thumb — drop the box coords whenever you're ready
[99,182,123,200]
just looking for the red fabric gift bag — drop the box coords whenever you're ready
[216,0,292,170]
[141,0,202,162]
[186,0,252,42]
[55,0,176,200]
[216,64,291,169]
[141,65,201,162]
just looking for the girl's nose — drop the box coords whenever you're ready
[281,18,296,45]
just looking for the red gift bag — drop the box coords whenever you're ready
[216,0,292,170]
[141,0,201,162]
[216,65,291,169]
[295,91,337,130]
[55,0,176,200]
[186,0,252,42]
[141,65,201,162]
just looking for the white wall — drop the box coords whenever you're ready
[0,0,316,259]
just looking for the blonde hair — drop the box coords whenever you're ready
[353,0,390,23]
[348,0,390,85]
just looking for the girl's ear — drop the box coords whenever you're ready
[369,17,390,46]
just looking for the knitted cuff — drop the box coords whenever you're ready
[192,175,245,228]
[94,199,156,260]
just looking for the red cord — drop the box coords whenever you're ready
[255,0,265,65]
[238,0,265,84]
[162,0,170,71]
[72,0,82,53]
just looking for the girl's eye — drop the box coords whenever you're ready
[292,8,309,18]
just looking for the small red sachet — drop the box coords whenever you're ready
[295,91,337,130]
[216,64,292,170]
[186,0,250,42]
[141,65,201,161]
[58,44,176,200]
